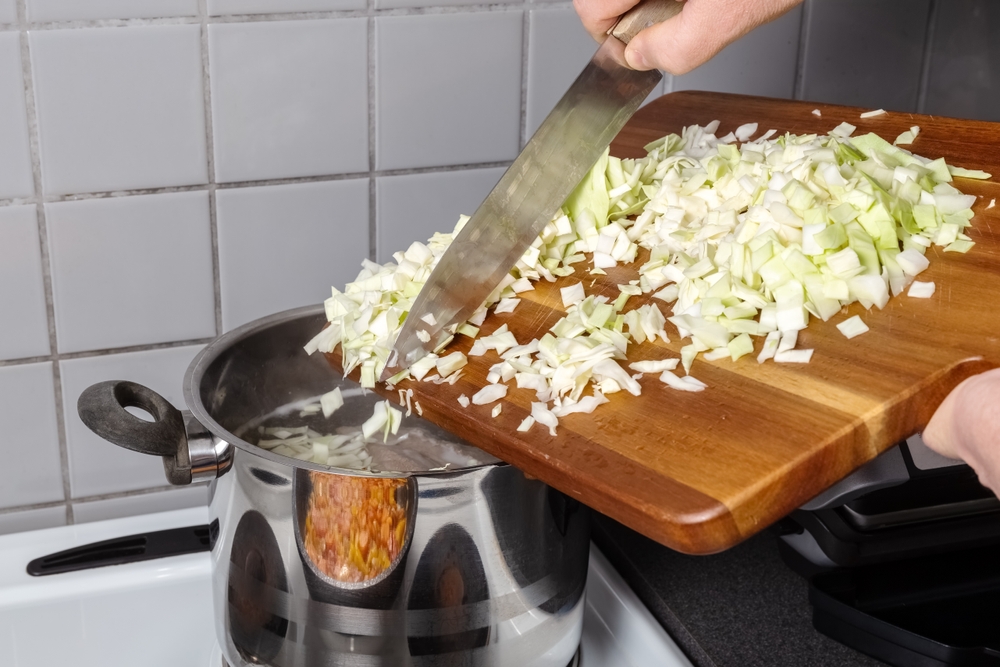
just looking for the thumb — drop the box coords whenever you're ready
[623,8,725,74]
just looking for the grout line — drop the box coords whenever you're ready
[16,3,556,32]
[0,162,514,209]
[0,337,216,369]
[915,0,938,114]
[518,4,530,147]
[0,482,210,517]
[791,0,811,101]
[368,6,378,261]
[197,0,223,336]
[16,0,76,523]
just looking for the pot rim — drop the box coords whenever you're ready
[183,304,505,479]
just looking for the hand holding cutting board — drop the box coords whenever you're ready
[575,0,804,73]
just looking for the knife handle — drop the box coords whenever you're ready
[610,0,684,45]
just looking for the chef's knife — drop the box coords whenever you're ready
[382,0,684,381]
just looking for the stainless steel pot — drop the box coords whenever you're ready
[77,305,589,667]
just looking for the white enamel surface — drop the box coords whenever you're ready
[376,166,505,262]
[29,25,207,195]
[0,508,214,667]
[26,0,198,21]
[209,18,369,183]
[583,545,694,667]
[0,205,50,360]
[0,33,34,199]
[0,363,64,509]
[46,192,216,353]
[375,11,522,170]
[216,179,369,331]
[0,508,688,666]
[59,345,204,498]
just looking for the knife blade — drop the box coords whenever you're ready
[381,0,684,381]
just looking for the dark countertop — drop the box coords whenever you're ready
[590,513,886,667]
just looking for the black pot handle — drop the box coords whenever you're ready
[77,380,192,485]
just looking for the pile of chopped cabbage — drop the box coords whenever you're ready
[306,120,988,436]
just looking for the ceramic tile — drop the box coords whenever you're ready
[29,25,207,196]
[0,363,64,509]
[0,206,50,360]
[0,506,66,537]
[208,0,364,14]
[526,7,600,138]
[922,0,1000,122]
[376,11,522,170]
[60,345,203,498]
[376,166,505,262]
[0,0,16,23]
[672,4,802,99]
[26,0,198,21]
[209,19,368,183]
[73,485,208,523]
[799,0,929,111]
[377,0,515,10]
[0,33,35,200]
[46,192,216,353]
[216,179,369,331]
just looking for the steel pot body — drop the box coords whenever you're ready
[77,305,589,667]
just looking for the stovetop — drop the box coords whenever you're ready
[0,507,691,667]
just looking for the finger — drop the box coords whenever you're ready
[574,0,641,43]
[624,0,801,74]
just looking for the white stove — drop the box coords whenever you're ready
[0,507,692,667]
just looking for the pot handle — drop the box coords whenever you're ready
[78,380,192,485]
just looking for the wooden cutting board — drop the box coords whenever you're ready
[332,91,1000,555]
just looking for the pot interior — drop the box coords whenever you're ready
[188,306,499,474]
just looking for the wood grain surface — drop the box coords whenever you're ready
[330,91,1000,554]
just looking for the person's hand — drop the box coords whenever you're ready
[573,0,803,74]
[923,368,1000,497]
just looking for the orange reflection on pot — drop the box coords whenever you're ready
[303,472,409,583]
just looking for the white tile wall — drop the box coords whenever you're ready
[0,363,64,509]
[376,0,515,10]
[26,0,198,22]
[376,166,505,262]
[0,0,996,532]
[29,25,208,195]
[922,0,1000,122]
[526,7,601,138]
[46,192,216,353]
[0,32,34,200]
[73,485,208,523]
[0,0,16,24]
[799,0,930,111]
[216,179,369,331]
[60,345,203,498]
[375,11,523,170]
[208,0,365,15]
[209,19,369,183]
[0,205,50,360]
[0,506,66,537]
[672,4,802,99]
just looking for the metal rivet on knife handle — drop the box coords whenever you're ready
[610,0,685,45]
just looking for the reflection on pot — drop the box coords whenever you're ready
[303,472,410,584]
[407,523,490,658]
[227,510,288,664]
